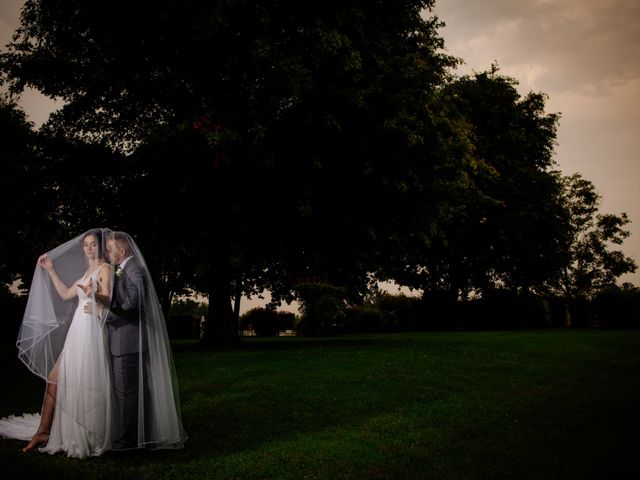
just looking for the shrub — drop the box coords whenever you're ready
[240,308,296,336]
[343,304,385,333]
[459,291,549,330]
[592,284,640,329]
[374,293,423,331]
[295,282,347,335]
[276,311,297,332]
[167,314,201,339]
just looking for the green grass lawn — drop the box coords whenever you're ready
[1,330,639,479]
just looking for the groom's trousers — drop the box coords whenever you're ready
[112,353,146,448]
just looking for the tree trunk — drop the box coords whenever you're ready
[201,248,239,347]
[157,280,174,321]
[233,283,242,326]
[564,302,572,327]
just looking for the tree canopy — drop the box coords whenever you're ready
[1,2,636,340]
[1,0,459,344]
[0,95,40,288]
[551,173,636,300]
[382,68,571,301]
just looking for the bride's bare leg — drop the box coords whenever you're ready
[22,361,59,452]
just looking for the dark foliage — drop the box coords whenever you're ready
[295,282,347,335]
[591,284,640,329]
[240,307,295,336]
[166,314,201,340]
[0,286,27,345]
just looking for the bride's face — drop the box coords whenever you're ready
[83,234,98,261]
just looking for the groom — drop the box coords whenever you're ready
[101,231,148,449]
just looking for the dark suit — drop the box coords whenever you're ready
[105,257,148,448]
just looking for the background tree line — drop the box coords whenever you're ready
[0,1,636,344]
[231,284,640,338]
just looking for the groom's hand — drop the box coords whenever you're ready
[83,301,103,317]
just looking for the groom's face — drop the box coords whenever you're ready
[106,239,125,266]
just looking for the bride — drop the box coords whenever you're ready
[0,229,113,458]
[0,228,186,458]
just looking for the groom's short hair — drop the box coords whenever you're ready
[108,231,133,256]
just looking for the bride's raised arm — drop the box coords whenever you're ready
[39,254,78,300]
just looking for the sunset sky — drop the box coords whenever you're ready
[434,0,640,285]
[2,0,639,291]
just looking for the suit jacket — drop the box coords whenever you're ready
[106,257,148,356]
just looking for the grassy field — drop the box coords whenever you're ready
[0,330,638,479]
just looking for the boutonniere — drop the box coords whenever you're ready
[115,266,124,278]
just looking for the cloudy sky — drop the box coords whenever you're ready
[433,0,640,285]
[2,0,639,289]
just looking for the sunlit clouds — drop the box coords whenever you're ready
[435,0,640,284]
[436,0,640,94]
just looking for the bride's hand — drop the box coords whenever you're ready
[38,254,54,272]
[79,279,93,296]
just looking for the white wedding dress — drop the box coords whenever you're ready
[0,266,113,458]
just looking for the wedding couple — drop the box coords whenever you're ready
[0,229,186,458]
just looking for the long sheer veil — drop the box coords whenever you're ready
[116,230,187,449]
[16,228,186,451]
[17,229,106,381]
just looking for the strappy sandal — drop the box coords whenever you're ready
[22,429,50,452]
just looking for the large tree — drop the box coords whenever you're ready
[551,173,636,302]
[387,67,570,301]
[0,95,42,288]
[1,1,456,344]
[446,69,569,295]
[0,96,84,287]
